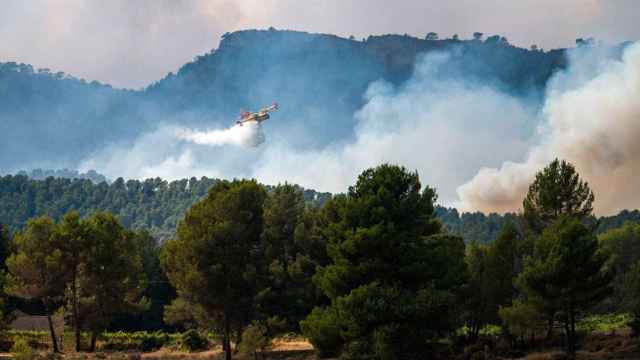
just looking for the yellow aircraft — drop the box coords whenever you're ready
[236,102,279,126]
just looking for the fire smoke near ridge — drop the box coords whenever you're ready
[457,43,640,215]
[80,44,640,216]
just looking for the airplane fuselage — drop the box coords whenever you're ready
[236,103,278,126]
[237,113,269,126]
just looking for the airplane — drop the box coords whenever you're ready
[236,102,279,126]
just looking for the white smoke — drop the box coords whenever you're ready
[251,75,534,202]
[177,122,265,147]
[81,45,640,216]
[79,52,536,203]
[457,43,640,215]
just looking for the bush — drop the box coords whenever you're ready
[300,307,342,358]
[499,300,544,344]
[100,331,176,352]
[239,324,270,359]
[180,329,209,352]
[11,337,34,360]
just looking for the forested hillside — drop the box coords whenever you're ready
[1,29,568,173]
[0,174,636,243]
[0,175,330,239]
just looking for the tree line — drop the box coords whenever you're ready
[0,172,634,245]
[1,160,640,359]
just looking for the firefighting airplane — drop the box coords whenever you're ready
[236,103,279,126]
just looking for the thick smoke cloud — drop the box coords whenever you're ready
[80,43,640,215]
[1,0,639,88]
[80,52,535,205]
[458,43,640,215]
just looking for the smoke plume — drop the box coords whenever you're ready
[80,44,640,216]
[81,51,535,206]
[457,43,640,215]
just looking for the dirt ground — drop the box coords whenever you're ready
[3,332,638,359]
[0,338,316,359]
[505,331,640,360]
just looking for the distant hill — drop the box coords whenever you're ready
[0,29,569,172]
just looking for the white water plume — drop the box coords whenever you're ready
[177,121,265,148]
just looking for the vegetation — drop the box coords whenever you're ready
[0,174,330,240]
[162,180,267,360]
[523,159,595,233]
[301,165,467,358]
[0,159,639,358]
[518,217,611,356]
[239,323,271,359]
[10,337,34,360]
[179,329,209,352]
[0,173,633,247]
[6,217,66,352]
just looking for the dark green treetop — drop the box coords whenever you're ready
[523,159,594,233]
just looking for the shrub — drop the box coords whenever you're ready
[99,331,176,352]
[140,335,166,352]
[11,337,34,360]
[300,307,342,358]
[239,324,270,359]
[499,300,545,346]
[180,329,209,352]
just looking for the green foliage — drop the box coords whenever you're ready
[598,210,640,234]
[499,300,544,341]
[110,229,174,332]
[6,212,149,351]
[436,207,520,244]
[100,331,178,352]
[0,175,331,241]
[257,184,327,332]
[463,242,493,338]
[463,222,521,339]
[577,313,630,334]
[162,179,267,360]
[79,212,147,348]
[0,224,11,270]
[0,173,633,248]
[599,222,640,312]
[518,217,611,354]
[300,307,342,358]
[6,216,66,352]
[180,329,209,352]
[621,261,640,335]
[10,337,34,360]
[523,159,595,233]
[239,323,270,359]
[303,164,467,359]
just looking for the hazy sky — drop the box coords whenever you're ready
[1,0,638,88]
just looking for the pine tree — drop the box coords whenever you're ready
[301,165,467,359]
[6,217,65,352]
[162,180,267,360]
[523,159,594,233]
[518,217,611,357]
